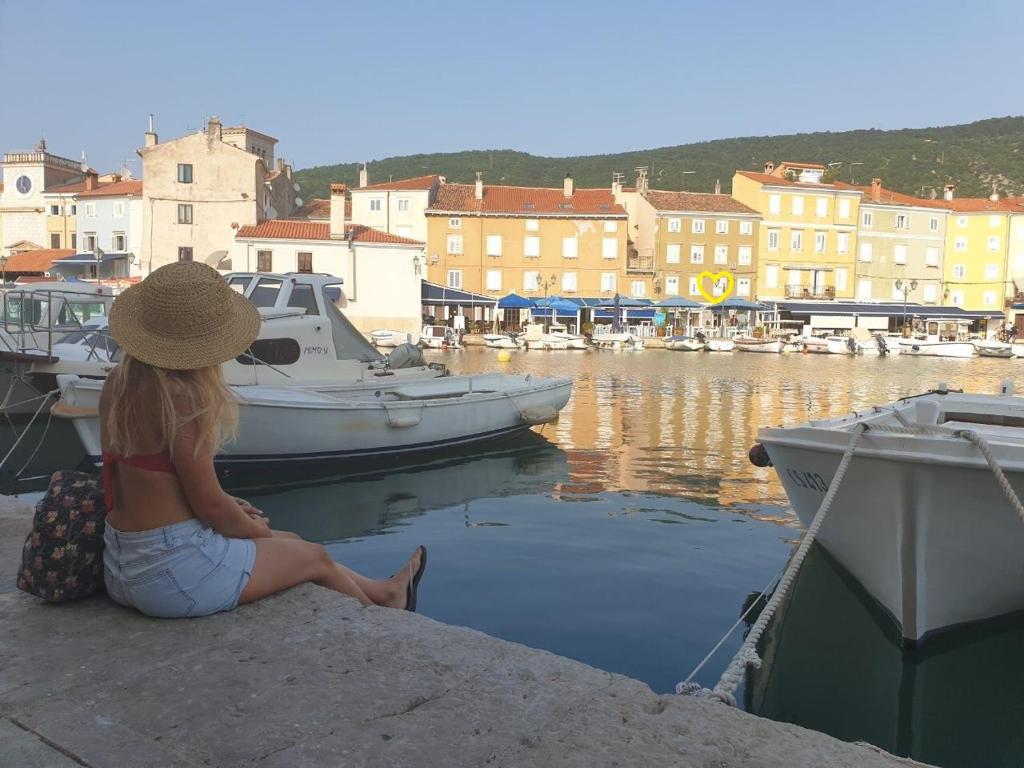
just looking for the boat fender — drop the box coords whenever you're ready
[748,443,772,467]
[520,405,557,425]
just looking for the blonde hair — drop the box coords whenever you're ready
[104,355,238,458]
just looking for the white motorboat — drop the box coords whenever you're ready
[370,329,414,348]
[1012,343,1024,359]
[482,333,523,350]
[975,340,1014,358]
[592,332,644,351]
[800,336,831,354]
[547,323,587,350]
[58,371,572,467]
[705,338,735,352]
[664,336,705,352]
[23,273,447,397]
[899,339,976,358]
[802,336,856,355]
[420,325,462,350]
[756,382,1024,643]
[734,337,782,353]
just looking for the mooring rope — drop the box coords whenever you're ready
[0,389,60,473]
[678,422,868,705]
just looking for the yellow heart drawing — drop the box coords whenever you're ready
[697,270,734,305]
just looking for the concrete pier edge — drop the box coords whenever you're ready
[0,493,929,767]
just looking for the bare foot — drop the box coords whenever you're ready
[387,546,424,609]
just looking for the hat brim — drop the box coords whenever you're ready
[109,283,261,371]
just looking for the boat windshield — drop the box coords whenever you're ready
[4,294,108,329]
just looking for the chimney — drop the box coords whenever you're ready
[763,161,775,175]
[563,173,574,198]
[475,171,484,201]
[207,115,222,141]
[330,183,348,239]
[714,179,722,195]
[84,169,99,191]
[943,183,955,201]
[871,177,882,203]
[990,184,1000,203]
[358,164,368,188]
[144,114,158,147]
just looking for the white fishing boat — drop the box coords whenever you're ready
[734,337,782,353]
[546,323,587,350]
[802,336,856,355]
[975,340,1014,358]
[899,338,976,358]
[705,338,735,352]
[369,329,413,348]
[419,325,462,350]
[755,382,1024,644]
[57,371,572,467]
[482,333,522,349]
[592,332,644,351]
[664,336,705,352]
[800,336,831,354]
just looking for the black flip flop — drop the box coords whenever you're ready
[405,545,428,613]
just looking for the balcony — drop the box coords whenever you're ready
[785,285,836,300]
[626,252,655,274]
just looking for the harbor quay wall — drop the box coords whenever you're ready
[0,494,930,767]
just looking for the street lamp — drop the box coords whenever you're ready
[0,255,7,286]
[92,246,104,283]
[541,274,556,329]
[895,278,918,336]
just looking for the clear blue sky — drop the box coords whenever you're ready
[1,0,1020,174]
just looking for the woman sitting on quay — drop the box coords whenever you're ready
[101,261,427,618]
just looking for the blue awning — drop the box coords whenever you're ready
[421,281,497,306]
[594,309,657,319]
[497,293,536,309]
[595,295,652,308]
[52,251,133,264]
[710,298,763,311]
[656,296,702,309]
[771,300,1002,321]
[532,307,577,318]
[533,296,580,313]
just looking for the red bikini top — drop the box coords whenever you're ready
[102,451,175,511]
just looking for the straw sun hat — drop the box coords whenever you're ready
[108,261,260,370]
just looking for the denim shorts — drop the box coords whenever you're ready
[104,518,256,619]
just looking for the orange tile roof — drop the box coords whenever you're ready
[236,220,423,245]
[5,248,74,272]
[643,190,759,216]
[428,183,626,216]
[44,179,90,194]
[735,170,856,192]
[291,198,334,220]
[76,179,143,198]
[835,181,944,208]
[358,174,440,191]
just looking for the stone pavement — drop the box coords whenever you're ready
[0,494,928,767]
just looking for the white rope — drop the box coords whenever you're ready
[0,388,59,472]
[955,429,1024,523]
[14,407,55,478]
[679,423,868,706]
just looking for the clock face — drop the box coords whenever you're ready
[15,175,32,195]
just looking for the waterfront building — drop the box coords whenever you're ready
[65,178,144,281]
[349,169,441,242]
[138,116,296,274]
[0,139,87,257]
[731,162,862,301]
[1008,198,1024,331]
[837,178,950,306]
[231,183,425,335]
[618,180,761,301]
[424,175,629,300]
[2,248,73,282]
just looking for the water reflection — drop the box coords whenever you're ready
[746,544,1024,768]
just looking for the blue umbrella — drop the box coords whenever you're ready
[497,292,537,309]
[656,296,702,309]
[710,298,763,311]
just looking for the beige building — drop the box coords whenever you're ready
[425,175,628,299]
[232,184,425,335]
[137,116,295,273]
[349,169,441,242]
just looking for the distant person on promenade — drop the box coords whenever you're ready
[100,262,426,618]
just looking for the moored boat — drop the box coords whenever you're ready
[975,340,1014,358]
[899,339,976,358]
[734,337,782,353]
[756,382,1024,643]
[592,332,644,350]
[370,329,413,348]
[705,338,735,352]
[664,336,705,352]
[420,324,462,350]
[482,333,523,349]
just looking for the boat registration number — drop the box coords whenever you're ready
[785,468,829,493]
[304,346,330,356]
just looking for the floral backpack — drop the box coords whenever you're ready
[17,470,107,603]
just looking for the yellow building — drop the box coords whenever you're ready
[731,162,861,301]
[425,175,629,299]
[925,189,1013,312]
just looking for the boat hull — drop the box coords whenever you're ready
[899,341,976,358]
[759,412,1024,643]
[61,374,573,468]
[705,339,734,352]
[735,338,782,353]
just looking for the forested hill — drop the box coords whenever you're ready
[294,117,1024,204]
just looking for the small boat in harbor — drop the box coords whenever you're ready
[546,323,587,350]
[58,371,573,467]
[800,336,831,354]
[705,338,735,352]
[802,335,856,355]
[755,381,1024,644]
[899,339,976,358]
[592,332,644,351]
[975,340,1014,358]
[420,324,462,350]
[370,329,413,348]
[664,336,705,352]
[482,333,523,349]
[734,337,782,353]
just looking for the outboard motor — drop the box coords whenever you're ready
[874,333,888,355]
[388,343,426,369]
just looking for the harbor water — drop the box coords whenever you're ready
[5,347,1024,768]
